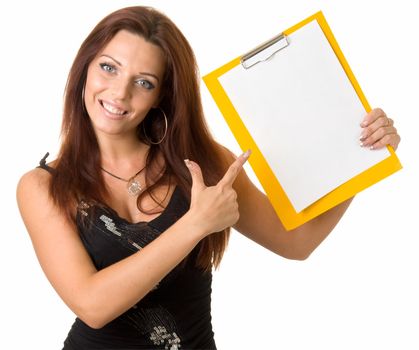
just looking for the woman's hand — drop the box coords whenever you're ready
[184,150,251,236]
[359,108,401,150]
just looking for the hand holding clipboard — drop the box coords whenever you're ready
[203,11,402,230]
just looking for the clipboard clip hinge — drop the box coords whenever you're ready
[241,33,289,69]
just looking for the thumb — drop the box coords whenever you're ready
[184,159,206,194]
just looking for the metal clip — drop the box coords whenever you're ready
[241,33,289,69]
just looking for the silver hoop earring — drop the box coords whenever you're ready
[81,85,87,113]
[142,107,168,145]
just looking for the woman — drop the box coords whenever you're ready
[16,6,400,350]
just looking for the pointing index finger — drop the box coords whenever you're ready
[218,150,251,187]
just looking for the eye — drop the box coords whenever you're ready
[99,62,116,73]
[136,79,155,90]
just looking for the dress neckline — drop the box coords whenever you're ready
[102,185,180,226]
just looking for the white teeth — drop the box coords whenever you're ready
[102,101,126,115]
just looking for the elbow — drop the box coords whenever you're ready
[71,283,146,329]
[282,251,311,261]
[292,251,312,261]
[277,246,313,261]
[77,308,108,330]
[278,226,326,261]
[74,300,112,330]
[80,316,107,330]
[75,295,142,329]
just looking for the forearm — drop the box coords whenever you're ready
[78,211,206,328]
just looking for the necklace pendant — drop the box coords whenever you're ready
[127,179,142,196]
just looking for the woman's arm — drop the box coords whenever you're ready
[231,108,400,260]
[16,152,249,329]
[232,169,354,260]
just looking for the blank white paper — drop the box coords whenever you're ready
[219,20,390,212]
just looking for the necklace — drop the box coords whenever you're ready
[101,165,147,196]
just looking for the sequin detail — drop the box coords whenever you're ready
[124,305,182,350]
[99,214,122,237]
[150,326,181,349]
[77,200,91,217]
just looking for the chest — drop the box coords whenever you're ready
[103,180,176,224]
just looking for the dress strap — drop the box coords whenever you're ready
[37,152,55,174]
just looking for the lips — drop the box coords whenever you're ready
[99,99,129,116]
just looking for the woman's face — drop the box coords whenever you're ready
[84,30,165,138]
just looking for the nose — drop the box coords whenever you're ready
[110,77,131,100]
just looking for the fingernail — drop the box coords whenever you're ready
[184,159,191,168]
[359,141,364,147]
[361,121,368,127]
[242,149,252,159]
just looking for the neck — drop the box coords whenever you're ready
[96,131,150,171]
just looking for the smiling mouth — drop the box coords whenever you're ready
[99,100,128,116]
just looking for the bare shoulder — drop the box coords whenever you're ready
[215,143,236,161]
[18,166,50,185]
[214,143,242,173]
[17,167,52,209]
[17,155,59,210]
[16,167,65,246]
[16,164,75,243]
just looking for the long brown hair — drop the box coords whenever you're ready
[50,6,231,270]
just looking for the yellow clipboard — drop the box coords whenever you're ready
[203,11,402,230]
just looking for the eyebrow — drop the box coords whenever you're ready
[100,54,160,82]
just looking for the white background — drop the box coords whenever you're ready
[1,1,418,349]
